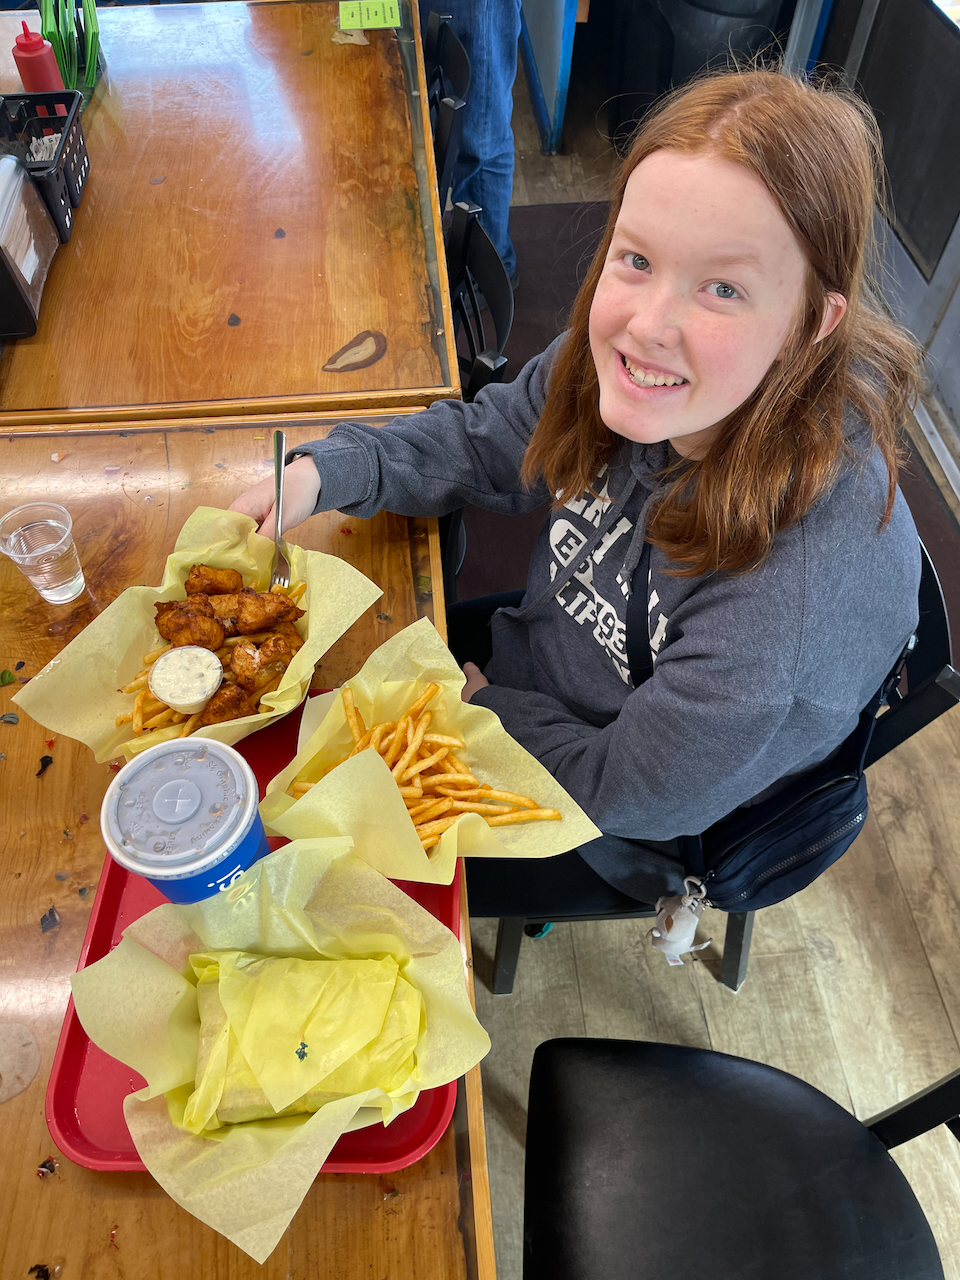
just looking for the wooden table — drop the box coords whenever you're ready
[0,1,460,432]
[0,425,495,1280]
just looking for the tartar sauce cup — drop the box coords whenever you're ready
[148,645,224,715]
[100,739,271,903]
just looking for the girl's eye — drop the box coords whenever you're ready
[707,281,739,299]
[622,252,650,272]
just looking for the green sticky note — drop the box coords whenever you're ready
[338,1,401,30]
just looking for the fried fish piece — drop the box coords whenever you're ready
[155,596,226,651]
[207,588,257,638]
[185,564,243,596]
[198,683,257,726]
[234,591,303,635]
[257,634,294,666]
[229,635,295,693]
[156,593,214,624]
[273,619,305,655]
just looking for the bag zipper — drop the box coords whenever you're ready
[707,809,867,907]
[707,772,861,873]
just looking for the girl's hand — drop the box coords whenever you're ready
[461,662,490,702]
[229,456,322,539]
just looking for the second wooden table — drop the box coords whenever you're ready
[0,1,459,431]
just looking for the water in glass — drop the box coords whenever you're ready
[5,517,85,603]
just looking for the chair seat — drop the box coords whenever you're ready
[524,1040,943,1280]
[466,849,654,919]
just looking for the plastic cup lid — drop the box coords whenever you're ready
[100,738,259,876]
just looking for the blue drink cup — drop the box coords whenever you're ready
[100,739,271,903]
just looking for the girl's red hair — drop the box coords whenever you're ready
[521,70,922,575]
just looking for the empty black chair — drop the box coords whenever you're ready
[423,11,470,209]
[523,1037,948,1279]
[468,539,959,993]
[439,200,515,602]
[445,200,513,402]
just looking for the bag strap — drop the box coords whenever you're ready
[625,542,654,689]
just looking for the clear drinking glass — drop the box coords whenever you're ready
[0,502,85,604]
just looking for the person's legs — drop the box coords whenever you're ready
[446,589,525,669]
[466,834,688,922]
[576,831,688,904]
[423,0,521,276]
[467,848,652,919]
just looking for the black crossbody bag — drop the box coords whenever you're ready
[624,546,910,912]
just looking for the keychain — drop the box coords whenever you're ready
[648,876,711,965]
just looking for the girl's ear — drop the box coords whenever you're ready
[775,292,849,361]
[816,292,847,343]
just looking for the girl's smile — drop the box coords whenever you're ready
[619,354,688,389]
[588,150,843,458]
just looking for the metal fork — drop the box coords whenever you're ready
[269,429,291,592]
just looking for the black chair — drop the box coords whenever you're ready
[523,1038,950,1279]
[468,539,959,994]
[439,200,515,603]
[423,11,470,210]
[445,200,514,413]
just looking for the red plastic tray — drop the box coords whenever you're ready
[45,698,461,1174]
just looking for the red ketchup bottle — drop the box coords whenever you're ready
[12,22,65,93]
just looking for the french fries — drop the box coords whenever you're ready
[115,571,305,742]
[286,682,562,850]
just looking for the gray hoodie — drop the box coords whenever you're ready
[292,335,920,843]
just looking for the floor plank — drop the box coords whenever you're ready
[572,917,711,1046]
[868,708,960,1045]
[793,812,960,1115]
[892,1129,960,1279]
[695,947,853,1109]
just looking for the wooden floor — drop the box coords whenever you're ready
[510,62,618,209]
[469,57,960,1280]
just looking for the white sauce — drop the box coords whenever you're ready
[148,646,223,714]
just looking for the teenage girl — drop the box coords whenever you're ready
[230,70,922,906]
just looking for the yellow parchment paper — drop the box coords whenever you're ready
[13,507,382,762]
[259,618,601,884]
[69,837,490,1265]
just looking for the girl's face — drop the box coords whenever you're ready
[589,150,828,458]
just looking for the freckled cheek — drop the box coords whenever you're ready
[690,320,785,398]
[589,282,628,345]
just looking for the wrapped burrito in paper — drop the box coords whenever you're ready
[259,618,601,885]
[184,951,422,1129]
[69,838,490,1264]
[14,507,382,762]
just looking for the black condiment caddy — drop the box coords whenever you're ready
[0,90,90,242]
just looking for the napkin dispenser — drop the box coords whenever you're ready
[0,154,59,338]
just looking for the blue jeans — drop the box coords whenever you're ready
[420,0,520,277]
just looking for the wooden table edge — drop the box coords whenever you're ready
[408,2,459,396]
[459,882,498,1280]
[430,519,497,1280]
[0,406,439,439]
[0,387,462,433]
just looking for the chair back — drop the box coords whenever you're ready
[423,13,470,207]
[865,539,959,767]
[445,201,514,402]
[523,1038,945,1280]
[423,12,470,101]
